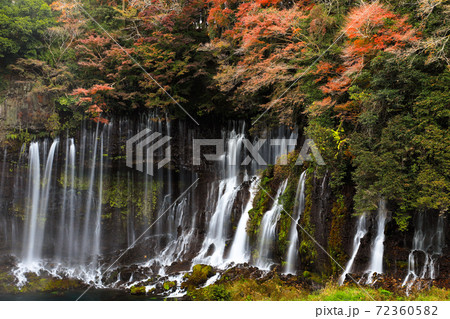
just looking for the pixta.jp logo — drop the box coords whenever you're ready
[126,130,325,175]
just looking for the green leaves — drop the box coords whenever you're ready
[0,0,56,60]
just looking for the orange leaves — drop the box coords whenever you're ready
[307,97,335,117]
[71,84,113,124]
[72,84,114,97]
[315,61,334,74]
[208,0,319,124]
[343,2,418,61]
[88,104,103,113]
[237,4,304,49]
[93,117,109,124]
[71,88,89,96]
[208,5,234,31]
[255,0,283,7]
[309,3,419,121]
[78,35,111,49]
[313,61,334,83]
[50,1,78,23]
[320,76,352,95]
[88,84,114,95]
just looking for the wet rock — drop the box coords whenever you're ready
[0,255,17,268]
[166,260,191,273]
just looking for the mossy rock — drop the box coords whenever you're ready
[182,264,215,290]
[19,275,83,293]
[188,284,231,301]
[163,281,176,291]
[0,271,20,294]
[130,285,146,295]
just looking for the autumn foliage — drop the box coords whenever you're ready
[71,84,114,123]
[2,0,448,221]
[311,3,419,120]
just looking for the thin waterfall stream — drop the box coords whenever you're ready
[366,199,388,284]
[284,171,306,274]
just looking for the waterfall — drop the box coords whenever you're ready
[67,139,76,262]
[193,124,296,268]
[338,213,368,285]
[22,142,40,265]
[92,134,104,260]
[255,179,289,270]
[23,140,59,265]
[56,137,77,261]
[366,199,388,284]
[55,138,70,259]
[81,124,99,263]
[1,116,302,289]
[12,122,112,285]
[402,213,445,289]
[284,171,307,274]
[193,177,240,266]
[193,127,245,266]
[227,176,260,264]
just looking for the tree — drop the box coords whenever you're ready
[71,83,114,123]
[208,1,331,125]
[0,0,56,61]
[311,2,418,120]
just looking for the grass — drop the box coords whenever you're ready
[187,276,450,301]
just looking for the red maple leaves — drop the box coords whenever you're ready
[312,2,419,119]
[71,84,114,124]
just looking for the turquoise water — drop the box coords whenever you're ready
[0,289,165,301]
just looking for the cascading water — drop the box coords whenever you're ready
[193,124,297,268]
[80,124,100,264]
[338,213,368,285]
[22,139,59,266]
[284,171,307,274]
[0,115,300,292]
[22,142,40,266]
[255,179,289,270]
[402,213,445,291]
[366,199,388,284]
[193,126,245,266]
[55,138,76,261]
[93,134,104,260]
[11,123,114,285]
[227,176,260,264]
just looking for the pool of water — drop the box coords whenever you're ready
[0,289,165,301]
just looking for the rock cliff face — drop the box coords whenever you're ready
[0,78,54,142]
[0,114,447,291]
[307,174,449,284]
